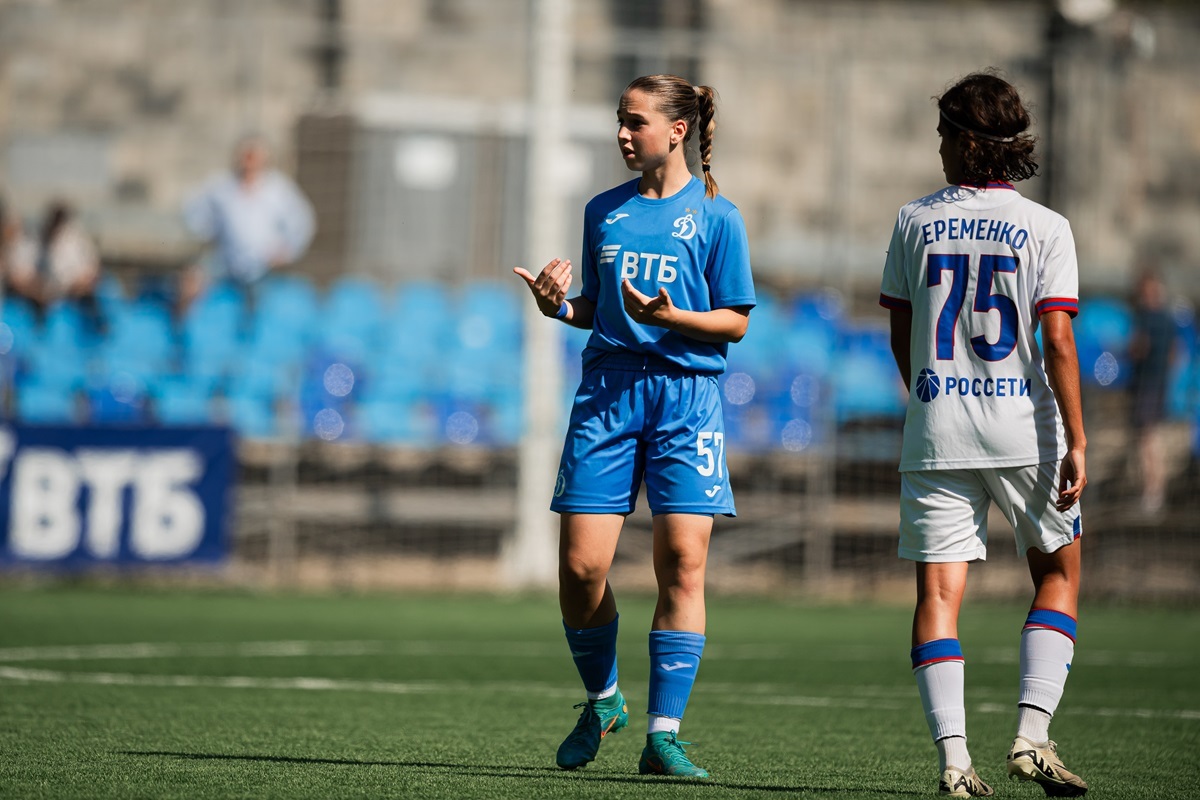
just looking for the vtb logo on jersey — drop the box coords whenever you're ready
[672,213,697,240]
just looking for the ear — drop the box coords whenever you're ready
[670,118,689,145]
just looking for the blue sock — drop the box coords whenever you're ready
[647,630,706,720]
[563,615,619,700]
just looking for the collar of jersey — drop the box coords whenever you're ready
[956,181,1016,190]
[630,175,701,206]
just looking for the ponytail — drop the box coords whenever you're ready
[693,84,718,198]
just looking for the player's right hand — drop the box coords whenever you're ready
[1056,448,1086,511]
[513,258,573,318]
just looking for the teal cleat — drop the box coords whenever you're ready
[555,691,628,770]
[637,731,710,779]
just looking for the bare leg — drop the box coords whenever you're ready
[650,513,713,633]
[1026,538,1080,616]
[912,561,970,646]
[558,512,624,629]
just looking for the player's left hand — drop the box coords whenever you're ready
[621,280,676,329]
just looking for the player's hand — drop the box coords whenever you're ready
[621,280,676,329]
[1056,448,1087,511]
[513,258,573,318]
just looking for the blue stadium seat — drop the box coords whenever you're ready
[728,288,788,390]
[155,378,216,425]
[104,298,176,367]
[229,352,297,401]
[42,301,96,351]
[357,397,439,446]
[247,275,318,368]
[94,273,129,322]
[1075,296,1132,388]
[320,275,383,359]
[16,381,79,424]
[225,391,278,440]
[23,343,89,390]
[87,374,150,424]
[255,274,319,329]
[0,296,39,359]
[832,323,905,423]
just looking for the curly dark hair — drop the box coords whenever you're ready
[937,71,1038,184]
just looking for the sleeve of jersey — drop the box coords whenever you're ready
[878,217,912,311]
[1035,220,1080,318]
[580,207,599,304]
[705,208,756,309]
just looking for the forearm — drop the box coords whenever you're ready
[560,295,596,329]
[1043,317,1087,451]
[889,309,913,388]
[660,307,749,343]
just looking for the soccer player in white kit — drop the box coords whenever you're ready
[880,72,1089,798]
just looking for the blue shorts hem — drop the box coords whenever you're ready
[649,504,737,518]
[550,503,636,515]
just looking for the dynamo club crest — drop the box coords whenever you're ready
[672,213,697,240]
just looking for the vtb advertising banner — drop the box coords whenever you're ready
[0,425,235,566]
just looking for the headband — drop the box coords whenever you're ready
[940,110,1019,143]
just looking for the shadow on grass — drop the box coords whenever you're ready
[118,750,924,795]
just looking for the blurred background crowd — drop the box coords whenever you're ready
[0,0,1197,598]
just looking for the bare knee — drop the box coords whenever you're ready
[559,553,608,594]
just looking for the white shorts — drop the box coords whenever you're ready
[898,462,1082,563]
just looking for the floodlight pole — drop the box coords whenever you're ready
[505,0,574,589]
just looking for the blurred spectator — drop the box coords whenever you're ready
[5,199,99,311]
[1128,266,1175,514]
[1,198,36,304]
[181,134,315,308]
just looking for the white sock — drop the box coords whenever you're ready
[1017,705,1052,743]
[914,660,968,743]
[1018,627,1074,734]
[587,683,618,702]
[936,735,972,771]
[647,715,680,735]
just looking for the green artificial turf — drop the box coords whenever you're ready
[0,586,1196,799]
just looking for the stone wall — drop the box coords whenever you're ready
[0,0,1196,290]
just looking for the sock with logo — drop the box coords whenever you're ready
[912,638,970,769]
[1017,609,1077,743]
[647,630,705,733]
[563,615,619,701]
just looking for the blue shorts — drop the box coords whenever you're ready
[551,353,735,516]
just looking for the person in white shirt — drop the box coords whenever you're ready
[182,135,315,307]
[880,71,1088,799]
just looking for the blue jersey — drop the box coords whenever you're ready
[580,176,755,374]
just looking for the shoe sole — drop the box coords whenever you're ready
[1008,758,1087,797]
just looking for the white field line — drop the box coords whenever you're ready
[0,641,1185,667]
[1,665,1196,723]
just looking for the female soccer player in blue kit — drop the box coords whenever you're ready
[880,72,1088,797]
[514,74,755,779]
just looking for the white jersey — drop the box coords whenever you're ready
[879,183,1079,472]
